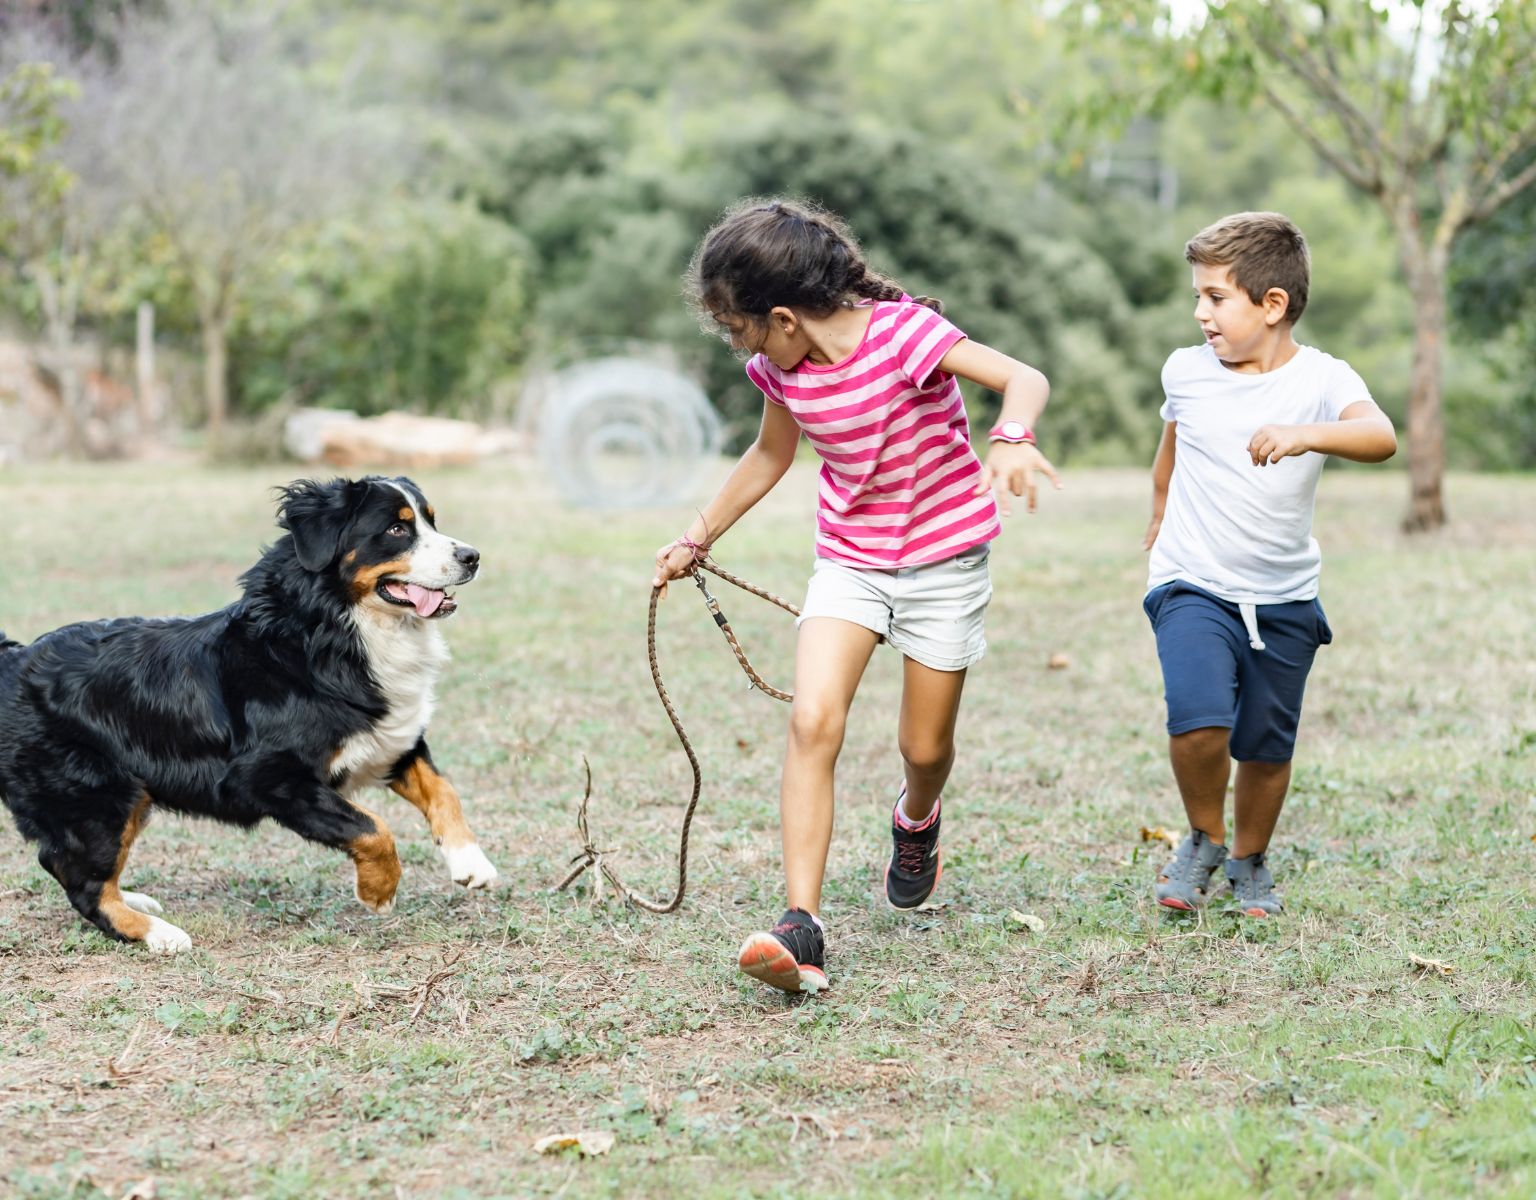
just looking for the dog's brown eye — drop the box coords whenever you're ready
[387,523,410,537]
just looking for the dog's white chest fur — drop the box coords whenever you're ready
[334,611,449,796]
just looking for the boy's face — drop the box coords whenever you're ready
[1191,263,1289,364]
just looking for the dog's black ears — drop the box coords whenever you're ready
[276,478,360,572]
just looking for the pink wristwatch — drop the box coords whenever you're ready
[988,420,1035,445]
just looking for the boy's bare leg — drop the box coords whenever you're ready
[1232,760,1291,858]
[1167,726,1232,845]
[897,658,967,823]
[781,618,880,914]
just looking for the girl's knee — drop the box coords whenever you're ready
[788,703,847,754]
[899,736,954,777]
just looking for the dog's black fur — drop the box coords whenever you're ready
[0,475,492,951]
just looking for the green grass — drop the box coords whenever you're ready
[1,461,1533,1198]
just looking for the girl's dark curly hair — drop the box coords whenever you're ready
[685,197,941,344]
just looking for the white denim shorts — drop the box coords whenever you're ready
[796,543,993,672]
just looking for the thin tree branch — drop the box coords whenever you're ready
[1259,80,1381,195]
[1259,4,1384,174]
[1471,151,1536,224]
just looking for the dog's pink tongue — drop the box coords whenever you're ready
[404,584,445,617]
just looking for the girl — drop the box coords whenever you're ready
[653,198,1058,993]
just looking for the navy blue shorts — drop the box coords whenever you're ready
[1143,581,1333,763]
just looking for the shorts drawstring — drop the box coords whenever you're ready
[1238,602,1266,652]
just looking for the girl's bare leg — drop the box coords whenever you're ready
[781,617,880,914]
[896,657,968,823]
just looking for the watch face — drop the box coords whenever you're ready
[999,421,1027,439]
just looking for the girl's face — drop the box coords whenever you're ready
[716,309,809,371]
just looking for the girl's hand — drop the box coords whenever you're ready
[975,442,1062,516]
[1142,514,1163,551]
[1248,424,1312,465]
[652,540,702,599]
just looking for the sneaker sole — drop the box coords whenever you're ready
[1156,895,1198,911]
[885,852,942,912]
[737,932,827,993]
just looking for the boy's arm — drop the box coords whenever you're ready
[1248,400,1397,466]
[652,399,800,595]
[935,338,1061,516]
[1144,421,1176,551]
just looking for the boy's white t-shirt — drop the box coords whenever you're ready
[1148,342,1371,604]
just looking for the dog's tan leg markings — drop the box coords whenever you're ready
[100,796,191,954]
[390,760,498,889]
[347,803,402,913]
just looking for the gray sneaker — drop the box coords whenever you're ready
[1225,853,1282,917]
[1154,830,1229,911]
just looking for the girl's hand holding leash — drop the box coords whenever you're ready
[652,535,709,599]
[976,441,1062,516]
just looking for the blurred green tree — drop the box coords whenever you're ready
[1070,0,1536,529]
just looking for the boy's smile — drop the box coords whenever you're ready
[1192,263,1297,374]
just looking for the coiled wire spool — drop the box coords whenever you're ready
[526,355,723,509]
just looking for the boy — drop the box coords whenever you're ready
[1142,211,1396,917]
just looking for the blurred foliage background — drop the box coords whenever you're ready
[0,0,1532,472]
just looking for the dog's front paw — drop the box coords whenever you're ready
[353,856,402,914]
[144,916,193,954]
[441,843,498,890]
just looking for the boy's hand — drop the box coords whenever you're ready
[975,441,1062,516]
[1142,514,1163,551]
[1248,424,1313,466]
[651,541,700,599]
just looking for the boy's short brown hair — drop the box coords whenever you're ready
[1185,211,1310,324]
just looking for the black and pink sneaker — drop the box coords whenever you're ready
[737,908,828,993]
[886,792,942,910]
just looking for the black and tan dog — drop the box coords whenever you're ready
[0,476,497,952]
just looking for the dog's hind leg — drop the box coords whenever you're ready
[39,793,192,954]
[389,743,498,890]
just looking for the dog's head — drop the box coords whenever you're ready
[276,476,479,620]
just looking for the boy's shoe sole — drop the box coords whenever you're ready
[884,854,943,911]
[738,932,827,993]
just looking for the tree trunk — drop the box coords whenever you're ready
[1402,248,1449,532]
[201,314,228,451]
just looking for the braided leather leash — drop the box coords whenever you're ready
[554,557,799,912]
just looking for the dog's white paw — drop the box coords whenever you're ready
[143,916,192,954]
[120,891,164,915]
[441,843,498,890]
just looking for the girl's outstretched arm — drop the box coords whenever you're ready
[937,339,1060,516]
[652,399,801,596]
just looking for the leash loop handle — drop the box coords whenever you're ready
[555,556,796,912]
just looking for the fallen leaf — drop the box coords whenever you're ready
[1407,953,1455,977]
[1047,652,1071,670]
[120,1181,157,1200]
[1140,826,1180,849]
[534,1130,616,1157]
[1007,910,1046,932]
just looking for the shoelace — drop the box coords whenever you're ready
[896,839,932,874]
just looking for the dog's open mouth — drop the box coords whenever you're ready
[378,579,457,619]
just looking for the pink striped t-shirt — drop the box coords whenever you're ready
[744,299,1001,569]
